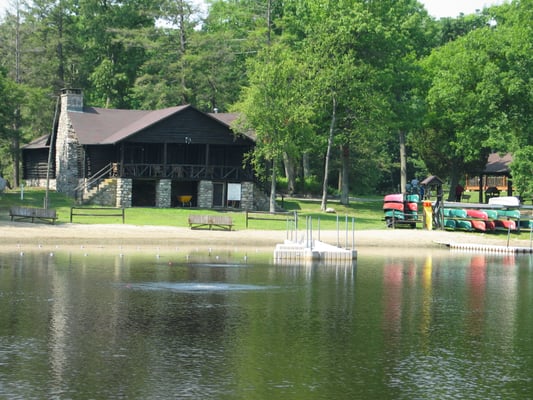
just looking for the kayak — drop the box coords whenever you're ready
[497,210,520,219]
[456,220,473,230]
[520,220,533,229]
[482,209,499,219]
[384,193,404,203]
[485,221,496,231]
[406,202,418,211]
[444,219,457,230]
[405,194,419,203]
[383,202,404,211]
[495,219,517,230]
[471,220,486,231]
[384,210,404,219]
[466,209,488,220]
[450,209,468,218]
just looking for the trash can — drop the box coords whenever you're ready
[423,201,433,230]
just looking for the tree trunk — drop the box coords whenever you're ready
[399,130,407,193]
[448,160,461,202]
[269,158,277,212]
[283,152,296,195]
[302,152,310,179]
[321,95,336,211]
[340,143,349,205]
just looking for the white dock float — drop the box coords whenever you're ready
[274,240,357,264]
[448,243,533,254]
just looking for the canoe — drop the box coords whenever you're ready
[466,209,488,220]
[482,209,499,220]
[384,193,403,203]
[383,202,404,211]
[406,202,418,211]
[384,210,404,219]
[404,212,418,220]
[495,219,517,230]
[456,220,472,231]
[485,221,496,231]
[449,209,467,218]
[471,220,486,231]
[520,220,533,229]
[496,210,520,219]
[405,194,419,203]
[444,219,457,230]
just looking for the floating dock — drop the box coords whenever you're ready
[448,243,533,254]
[274,240,357,265]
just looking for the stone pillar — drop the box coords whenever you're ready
[197,180,213,208]
[116,178,132,208]
[156,179,172,208]
[241,181,255,210]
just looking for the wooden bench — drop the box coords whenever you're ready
[188,215,233,230]
[9,206,58,224]
[70,207,125,223]
[245,211,296,228]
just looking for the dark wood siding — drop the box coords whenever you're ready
[85,145,116,177]
[23,149,53,179]
[126,108,253,146]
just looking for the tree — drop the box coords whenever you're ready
[234,42,313,212]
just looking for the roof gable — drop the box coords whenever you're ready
[70,105,189,145]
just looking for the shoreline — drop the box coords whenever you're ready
[1,221,531,255]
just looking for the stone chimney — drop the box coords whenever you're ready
[56,88,83,196]
[60,88,83,112]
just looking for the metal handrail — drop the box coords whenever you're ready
[74,163,115,199]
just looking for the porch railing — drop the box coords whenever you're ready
[121,163,253,181]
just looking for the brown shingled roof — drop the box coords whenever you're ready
[484,152,512,174]
[70,105,189,145]
[208,112,239,127]
[22,134,50,149]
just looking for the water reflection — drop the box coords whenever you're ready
[1,250,533,399]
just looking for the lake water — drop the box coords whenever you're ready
[1,248,533,399]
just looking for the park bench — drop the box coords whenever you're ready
[70,207,125,223]
[188,215,233,230]
[245,210,297,228]
[9,206,58,224]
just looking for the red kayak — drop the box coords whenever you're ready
[471,220,486,231]
[383,194,403,203]
[495,219,517,230]
[466,209,488,220]
[406,202,418,211]
[383,202,404,211]
[485,221,496,231]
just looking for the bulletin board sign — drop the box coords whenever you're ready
[227,183,242,201]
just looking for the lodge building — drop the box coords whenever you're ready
[22,89,266,209]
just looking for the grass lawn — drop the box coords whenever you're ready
[0,188,384,230]
[0,188,530,239]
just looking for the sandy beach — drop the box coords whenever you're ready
[1,220,530,255]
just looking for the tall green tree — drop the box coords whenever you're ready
[234,42,313,212]
[418,0,533,200]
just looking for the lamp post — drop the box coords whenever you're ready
[44,95,60,209]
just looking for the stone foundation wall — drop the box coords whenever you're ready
[116,179,132,208]
[156,180,172,208]
[197,180,213,208]
[240,181,254,210]
[85,179,117,206]
[24,178,56,190]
